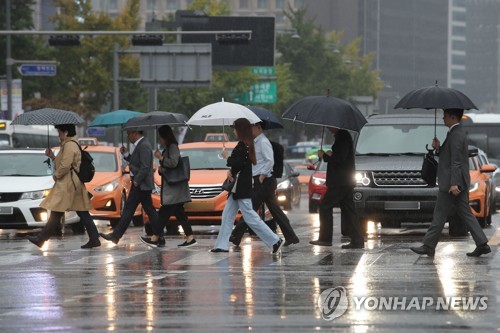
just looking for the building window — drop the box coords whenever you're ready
[166,0,178,9]
[452,25,466,36]
[452,10,466,22]
[147,0,156,10]
[452,69,466,80]
[276,0,285,8]
[295,0,305,7]
[452,54,466,66]
[239,0,248,9]
[452,40,466,51]
[258,0,267,9]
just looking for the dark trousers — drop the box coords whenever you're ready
[39,211,99,241]
[423,190,488,248]
[318,185,363,243]
[231,176,298,242]
[112,185,158,239]
[154,203,193,238]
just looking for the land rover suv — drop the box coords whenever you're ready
[353,113,468,235]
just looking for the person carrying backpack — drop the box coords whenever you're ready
[26,124,100,249]
[229,122,300,247]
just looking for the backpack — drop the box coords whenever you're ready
[70,140,95,183]
[270,140,284,178]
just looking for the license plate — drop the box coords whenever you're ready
[384,201,420,210]
[185,201,216,211]
[0,207,13,215]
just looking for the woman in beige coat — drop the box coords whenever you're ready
[26,124,100,249]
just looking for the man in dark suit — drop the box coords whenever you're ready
[411,108,490,257]
[309,127,364,249]
[100,129,159,244]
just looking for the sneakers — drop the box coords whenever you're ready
[271,238,284,255]
[178,239,197,248]
[209,248,229,253]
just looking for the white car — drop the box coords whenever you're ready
[0,149,80,230]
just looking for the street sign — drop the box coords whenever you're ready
[234,81,277,104]
[86,127,106,137]
[18,64,57,76]
[250,66,275,77]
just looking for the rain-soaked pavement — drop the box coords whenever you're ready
[0,196,498,332]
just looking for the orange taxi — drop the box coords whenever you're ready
[150,140,239,225]
[469,147,496,227]
[73,145,143,227]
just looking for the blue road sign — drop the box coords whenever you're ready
[18,64,57,76]
[86,127,106,137]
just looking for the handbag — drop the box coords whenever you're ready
[421,146,438,186]
[222,177,235,192]
[163,156,190,185]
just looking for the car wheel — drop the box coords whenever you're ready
[448,214,469,236]
[476,200,487,228]
[133,212,144,227]
[293,187,301,207]
[110,192,127,229]
[309,199,318,213]
[71,222,85,234]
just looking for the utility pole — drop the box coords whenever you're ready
[6,0,12,119]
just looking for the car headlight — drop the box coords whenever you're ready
[469,181,479,193]
[355,171,371,186]
[312,176,326,186]
[152,183,161,195]
[277,179,291,190]
[94,179,119,193]
[20,189,50,200]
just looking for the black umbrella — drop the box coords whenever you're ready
[394,81,478,137]
[282,95,367,149]
[123,111,188,130]
[247,106,283,130]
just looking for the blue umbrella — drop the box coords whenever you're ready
[247,106,283,129]
[89,109,142,127]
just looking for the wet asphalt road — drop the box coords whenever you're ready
[0,195,498,332]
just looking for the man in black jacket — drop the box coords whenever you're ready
[310,127,364,249]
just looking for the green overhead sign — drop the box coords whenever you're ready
[234,67,277,104]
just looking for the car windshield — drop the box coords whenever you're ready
[89,152,118,172]
[356,124,448,154]
[181,148,233,170]
[0,153,53,176]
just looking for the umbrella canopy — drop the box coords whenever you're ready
[282,96,367,133]
[11,108,84,126]
[247,106,283,129]
[89,109,142,127]
[123,111,188,130]
[187,100,261,126]
[394,84,478,110]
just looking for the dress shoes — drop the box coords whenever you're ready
[309,240,332,246]
[341,242,364,249]
[99,232,119,244]
[26,235,44,248]
[283,237,300,247]
[81,239,101,249]
[410,244,435,257]
[466,243,491,257]
[209,248,229,253]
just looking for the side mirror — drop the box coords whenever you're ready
[480,164,496,173]
[306,163,316,170]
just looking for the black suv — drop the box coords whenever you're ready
[353,113,467,235]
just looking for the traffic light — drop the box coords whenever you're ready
[131,35,163,46]
[48,35,80,46]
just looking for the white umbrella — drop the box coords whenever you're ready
[187,99,261,126]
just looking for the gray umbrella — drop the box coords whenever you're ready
[123,111,188,130]
[11,108,84,125]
